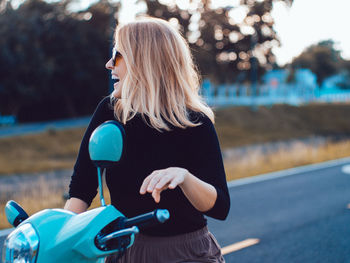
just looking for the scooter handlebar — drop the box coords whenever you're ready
[123,209,170,229]
[98,226,139,247]
[95,209,170,252]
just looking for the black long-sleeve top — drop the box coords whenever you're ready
[68,96,230,236]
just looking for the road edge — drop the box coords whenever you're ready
[228,156,350,188]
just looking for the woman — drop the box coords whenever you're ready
[64,16,230,262]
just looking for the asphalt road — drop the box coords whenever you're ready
[1,158,350,262]
[208,158,350,263]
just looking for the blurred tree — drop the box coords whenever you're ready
[288,40,343,87]
[0,0,120,121]
[337,58,350,89]
[142,0,293,84]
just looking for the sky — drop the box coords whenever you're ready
[19,0,350,66]
[271,0,350,65]
[119,0,350,66]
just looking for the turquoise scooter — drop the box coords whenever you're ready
[2,121,170,263]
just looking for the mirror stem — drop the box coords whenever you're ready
[97,167,106,206]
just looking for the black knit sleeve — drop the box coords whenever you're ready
[68,96,112,206]
[187,115,230,220]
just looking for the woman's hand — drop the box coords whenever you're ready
[139,167,189,203]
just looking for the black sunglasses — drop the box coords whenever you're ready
[112,48,122,67]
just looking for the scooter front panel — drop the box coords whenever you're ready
[20,205,134,263]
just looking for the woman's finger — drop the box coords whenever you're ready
[152,189,160,203]
[146,171,164,193]
[155,174,172,190]
[152,184,168,203]
[140,170,159,194]
[139,177,150,194]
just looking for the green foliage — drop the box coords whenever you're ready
[0,0,293,122]
[339,59,350,89]
[144,0,293,84]
[0,0,119,121]
[289,40,345,87]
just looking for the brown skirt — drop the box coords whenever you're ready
[105,226,225,263]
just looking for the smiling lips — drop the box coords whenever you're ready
[112,75,120,83]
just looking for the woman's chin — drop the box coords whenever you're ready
[113,83,121,98]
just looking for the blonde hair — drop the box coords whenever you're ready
[110,16,214,131]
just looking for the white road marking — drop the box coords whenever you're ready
[221,238,260,255]
[341,165,350,174]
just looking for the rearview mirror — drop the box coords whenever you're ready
[89,120,125,169]
[5,200,29,227]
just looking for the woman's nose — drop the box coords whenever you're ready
[105,58,113,70]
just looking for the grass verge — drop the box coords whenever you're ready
[1,103,350,175]
[224,139,350,181]
[1,138,350,229]
[1,103,350,229]
[0,128,85,175]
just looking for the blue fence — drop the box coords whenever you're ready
[201,80,350,107]
[0,114,16,126]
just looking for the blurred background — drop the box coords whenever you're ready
[1,0,350,260]
[1,0,350,122]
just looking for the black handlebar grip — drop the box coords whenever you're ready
[123,209,170,229]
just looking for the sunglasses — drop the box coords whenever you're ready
[112,48,123,67]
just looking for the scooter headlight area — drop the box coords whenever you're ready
[2,223,39,263]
